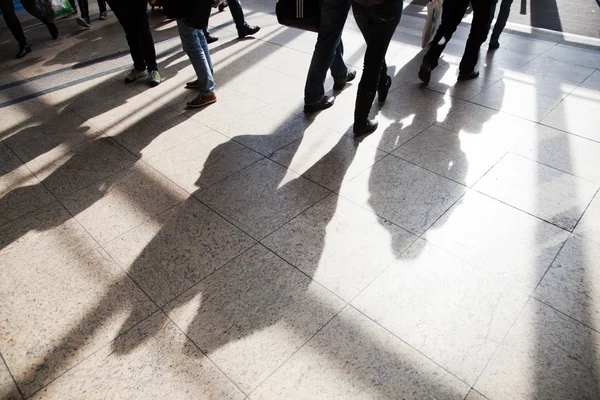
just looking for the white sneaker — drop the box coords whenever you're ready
[148,70,161,87]
[124,68,148,83]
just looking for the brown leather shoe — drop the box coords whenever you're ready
[187,93,217,108]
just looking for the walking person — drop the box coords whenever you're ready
[351,0,402,135]
[0,0,59,58]
[165,0,217,108]
[104,0,161,86]
[303,0,356,113]
[418,0,494,83]
[202,0,259,42]
[488,0,513,49]
[70,0,109,27]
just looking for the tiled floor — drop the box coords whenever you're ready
[1,1,600,399]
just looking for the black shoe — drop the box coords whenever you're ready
[304,96,335,113]
[489,41,500,50]
[353,119,378,136]
[16,45,32,59]
[238,25,260,38]
[47,22,59,39]
[206,34,219,44]
[333,69,356,90]
[77,17,91,28]
[418,61,432,84]
[378,75,392,102]
[457,69,480,81]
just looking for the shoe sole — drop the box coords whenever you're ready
[125,73,148,83]
[187,98,217,108]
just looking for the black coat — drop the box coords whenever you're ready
[164,0,212,29]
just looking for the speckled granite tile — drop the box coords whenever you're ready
[474,153,598,231]
[197,158,330,240]
[104,198,255,307]
[512,124,600,185]
[32,312,244,400]
[145,130,263,194]
[475,299,600,400]
[0,202,98,290]
[166,245,345,393]
[61,161,188,244]
[270,127,386,191]
[574,192,600,245]
[541,93,600,142]
[436,102,536,150]
[0,360,20,400]
[393,125,507,186]
[534,235,600,332]
[3,110,103,163]
[263,194,415,301]
[0,142,55,224]
[425,191,570,293]
[0,249,156,397]
[25,136,138,199]
[338,155,466,235]
[383,84,466,123]
[251,306,470,400]
[215,103,320,156]
[353,239,528,384]
[0,96,59,140]
[465,389,488,400]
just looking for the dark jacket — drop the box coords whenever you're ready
[164,0,212,29]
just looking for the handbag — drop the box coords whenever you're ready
[421,0,443,48]
[275,0,320,32]
[36,0,54,22]
[49,0,74,18]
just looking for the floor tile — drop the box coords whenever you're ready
[465,389,488,400]
[0,360,20,400]
[0,142,55,224]
[474,153,599,231]
[471,78,562,122]
[32,312,244,400]
[270,127,386,191]
[541,92,600,142]
[426,62,505,101]
[383,83,466,123]
[215,103,319,156]
[104,196,255,306]
[251,307,470,400]
[539,44,600,69]
[0,202,98,283]
[339,155,466,235]
[535,235,600,332]
[512,124,600,184]
[0,249,156,397]
[61,161,188,244]
[475,299,600,400]
[353,239,529,384]
[263,194,416,301]
[425,191,570,293]
[166,245,345,393]
[197,158,330,240]
[0,95,61,141]
[437,101,536,150]
[574,191,600,245]
[393,124,507,186]
[25,136,138,198]
[519,57,595,88]
[145,129,263,194]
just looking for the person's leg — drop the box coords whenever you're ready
[77,0,89,19]
[491,0,513,43]
[423,0,470,69]
[67,0,78,12]
[21,0,59,38]
[227,0,246,31]
[353,0,402,133]
[131,0,158,72]
[0,0,28,48]
[304,0,352,106]
[177,19,215,94]
[106,0,147,72]
[98,0,107,13]
[459,0,494,74]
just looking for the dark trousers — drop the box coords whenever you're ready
[423,0,493,73]
[0,0,49,47]
[69,0,108,19]
[489,0,513,43]
[105,0,158,71]
[352,0,402,122]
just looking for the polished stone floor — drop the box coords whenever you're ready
[1,1,600,399]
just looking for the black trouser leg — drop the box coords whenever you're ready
[459,0,493,73]
[77,0,89,19]
[0,0,27,47]
[491,0,513,42]
[352,0,402,123]
[99,0,107,13]
[20,0,50,23]
[423,0,470,68]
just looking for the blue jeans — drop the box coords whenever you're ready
[177,19,215,95]
[489,0,513,43]
[228,0,249,32]
[304,0,351,105]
